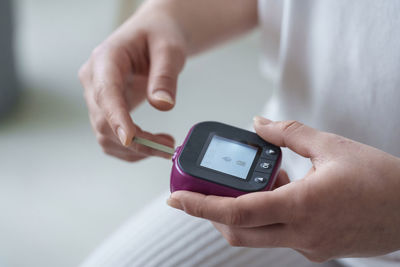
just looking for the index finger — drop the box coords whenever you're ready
[91,46,136,146]
[168,189,293,228]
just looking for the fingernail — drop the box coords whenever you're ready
[167,197,182,210]
[117,127,128,146]
[153,90,175,105]
[253,116,272,125]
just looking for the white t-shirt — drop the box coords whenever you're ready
[258,0,400,266]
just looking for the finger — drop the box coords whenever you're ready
[87,103,119,140]
[91,108,175,159]
[78,61,92,89]
[253,116,328,159]
[101,129,175,159]
[81,62,111,138]
[147,40,185,111]
[88,104,175,158]
[212,222,290,248]
[89,108,136,148]
[124,74,149,110]
[91,47,136,146]
[99,133,171,161]
[103,145,147,162]
[167,190,292,227]
[96,135,140,160]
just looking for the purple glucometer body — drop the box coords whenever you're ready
[170,121,282,197]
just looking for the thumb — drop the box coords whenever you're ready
[253,116,327,159]
[147,41,185,111]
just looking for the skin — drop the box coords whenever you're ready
[79,0,257,161]
[168,117,400,262]
[79,0,400,262]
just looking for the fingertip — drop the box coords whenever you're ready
[117,123,136,146]
[167,196,183,210]
[153,90,175,104]
[117,127,128,146]
[253,116,273,132]
[156,133,175,146]
[253,116,272,126]
[149,90,176,111]
[170,190,203,204]
[126,125,136,146]
[170,190,188,200]
[253,117,276,142]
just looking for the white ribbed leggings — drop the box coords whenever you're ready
[80,191,343,267]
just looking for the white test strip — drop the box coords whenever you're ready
[133,136,175,155]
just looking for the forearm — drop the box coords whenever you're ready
[137,0,258,55]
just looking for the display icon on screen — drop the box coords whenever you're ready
[222,156,232,162]
[236,160,246,167]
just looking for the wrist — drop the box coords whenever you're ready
[136,0,258,55]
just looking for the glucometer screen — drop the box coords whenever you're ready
[200,135,258,179]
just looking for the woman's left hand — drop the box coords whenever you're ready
[167,117,400,262]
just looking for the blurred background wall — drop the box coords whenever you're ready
[0,0,18,119]
[0,1,272,267]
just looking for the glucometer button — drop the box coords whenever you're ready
[254,177,266,183]
[260,162,271,169]
[252,171,270,184]
[255,160,274,173]
[261,147,278,159]
[267,149,276,155]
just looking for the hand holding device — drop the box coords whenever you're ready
[168,117,400,262]
[170,121,281,197]
[79,1,188,161]
[133,121,282,197]
[79,0,257,162]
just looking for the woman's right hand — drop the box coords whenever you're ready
[79,0,258,161]
[78,1,187,161]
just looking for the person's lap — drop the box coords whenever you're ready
[80,191,342,267]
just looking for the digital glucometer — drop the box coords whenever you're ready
[133,121,282,197]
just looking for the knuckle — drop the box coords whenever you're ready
[304,234,325,253]
[193,201,205,218]
[304,253,328,263]
[93,83,106,106]
[226,206,244,226]
[104,108,118,127]
[156,41,184,55]
[125,154,138,162]
[91,44,108,58]
[83,87,93,103]
[93,82,124,114]
[281,120,304,138]
[224,229,243,247]
[94,119,109,134]
[78,64,89,82]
